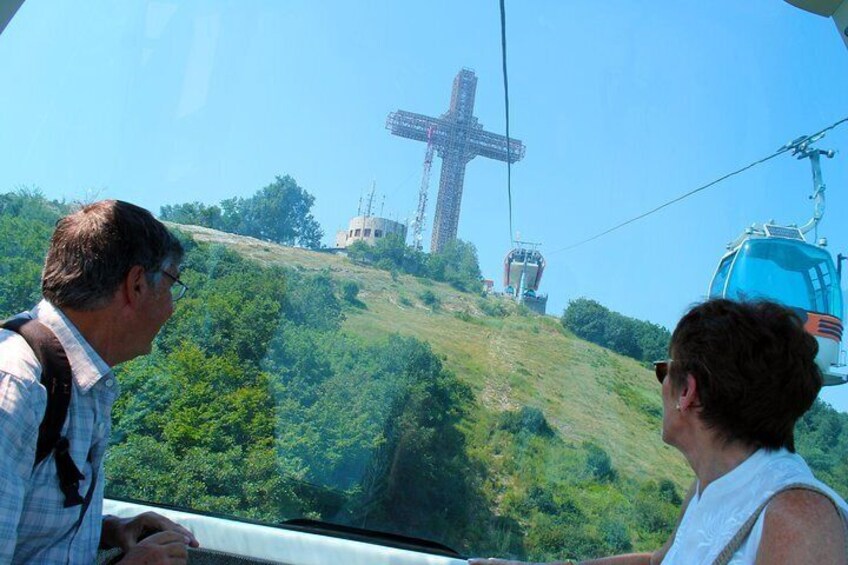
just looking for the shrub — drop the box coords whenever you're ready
[340,280,360,303]
[658,479,682,506]
[601,520,632,553]
[454,311,473,323]
[499,406,555,438]
[419,290,439,309]
[584,442,617,482]
[478,298,509,318]
[632,481,678,535]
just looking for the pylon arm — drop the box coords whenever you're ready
[798,148,835,234]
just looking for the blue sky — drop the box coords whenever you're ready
[1,1,848,408]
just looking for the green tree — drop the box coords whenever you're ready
[0,190,66,317]
[0,188,67,224]
[427,239,482,292]
[284,271,343,332]
[346,235,481,293]
[603,312,641,360]
[561,298,611,345]
[238,176,323,248]
[161,175,324,248]
[160,202,224,229]
[347,234,428,277]
[561,298,670,363]
[345,336,480,547]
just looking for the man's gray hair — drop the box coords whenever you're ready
[42,200,184,310]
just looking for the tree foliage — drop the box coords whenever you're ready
[104,236,488,550]
[795,399,848,496]
[0,189,67,318]
[427,239,483,292]
[161,175,324,249]
[561,298,671,363]
[347,234,482,293]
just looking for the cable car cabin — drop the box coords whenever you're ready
[503,248,546,295]
[708,226,846,385]
[503,247,549,315]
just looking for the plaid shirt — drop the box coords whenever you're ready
[0,300,119,564]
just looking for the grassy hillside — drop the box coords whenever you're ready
[180,224,688,484]
[178,224,691,556]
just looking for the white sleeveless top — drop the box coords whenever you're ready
[662,448,848,564]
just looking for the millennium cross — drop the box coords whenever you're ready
[386,68,526,253]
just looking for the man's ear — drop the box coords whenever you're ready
[678,373,701,412]
[122,265,149,308]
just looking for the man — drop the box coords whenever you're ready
[0,200,199,564]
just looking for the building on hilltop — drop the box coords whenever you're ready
[334,182,407,249]
[335,215,407,248]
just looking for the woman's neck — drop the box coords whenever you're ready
[686,438,758,495]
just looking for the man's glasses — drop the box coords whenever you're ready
[653,359,670,384]
[161,270,188,301]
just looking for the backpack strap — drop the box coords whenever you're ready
[713,482,848,565]
[2,317,85,507]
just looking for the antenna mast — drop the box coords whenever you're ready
[365,181,376,218]
[412,126,436,250]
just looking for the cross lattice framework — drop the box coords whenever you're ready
[386,69,526,253]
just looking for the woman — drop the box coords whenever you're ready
[471,299,848,565]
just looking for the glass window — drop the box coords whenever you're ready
[726,239,843,317]
[708,252,735,298]
[1,2,846,562]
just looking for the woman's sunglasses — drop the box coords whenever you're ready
[653,359,670,384]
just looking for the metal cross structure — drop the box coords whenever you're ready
[386,68,526,253]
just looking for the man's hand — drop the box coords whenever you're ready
[118,531,189,564]
[102,511,199,552]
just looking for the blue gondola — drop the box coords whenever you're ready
[708,137,846,385]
